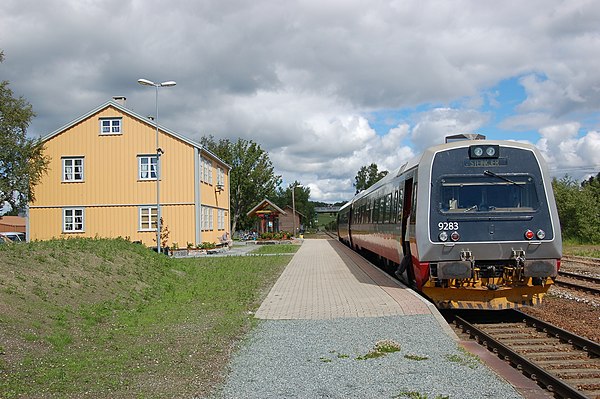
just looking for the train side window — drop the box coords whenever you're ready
[393,191,398,223]
[373,197,379,223]
[385,193,392,223]
[410,183,417,223]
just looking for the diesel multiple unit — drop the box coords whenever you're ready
[338,134,562,309]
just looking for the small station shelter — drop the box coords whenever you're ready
[247,199,304,235]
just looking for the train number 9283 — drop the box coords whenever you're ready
[438,222,459,231]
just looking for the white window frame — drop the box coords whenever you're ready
[99,118,122,135]
[218,209,225,230]
[138,155,158,180]
[62,157,84,182]
[217,167,225,187]
[201,206,207,230]
[201,157,213,184]
[139,206,158,231]
[63,208,84,232]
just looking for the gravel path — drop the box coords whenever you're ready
[214,315,524,399]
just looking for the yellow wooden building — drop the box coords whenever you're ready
[28,97,230,248]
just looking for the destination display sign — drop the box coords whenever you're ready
[464,158,508,167]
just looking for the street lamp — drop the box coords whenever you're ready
[137,78,176,253]
[292,183,303,237]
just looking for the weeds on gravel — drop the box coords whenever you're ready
[356,339,401,360]
[395,392,449,399]
[404,354,429,361]
[444,348,480,369]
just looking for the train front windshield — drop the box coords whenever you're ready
[439,174,540,213]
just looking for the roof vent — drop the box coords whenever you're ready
[112,96,126,106]
[445,133,486,143]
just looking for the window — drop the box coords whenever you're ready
[218,209,225,230]
[201,157,213,184]
[201,206,215,231]
[217,167,225,187]
[99,118,122,135]
[439,175,539,213]
[139,207,157,231]
[63,208,84,232]
[138,155,158,180]
[62,157,84,182]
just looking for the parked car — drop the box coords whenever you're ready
[0,232,26,243]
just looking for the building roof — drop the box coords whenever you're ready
[283,205,305,218]
[247,199,287,217]
[0,216,26,227]
[0,216,26,233]
[42,99,231,169]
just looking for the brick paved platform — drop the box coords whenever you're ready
[255,238,437,320]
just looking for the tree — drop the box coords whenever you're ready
[0,50,49,213]
[581,172,600,199]
[354,163,388,194]
[552,175,600,243]
[200,136,281,232]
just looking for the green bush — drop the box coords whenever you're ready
[553,175,600,243]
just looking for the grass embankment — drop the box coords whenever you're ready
[0,238,291,398]
[562,241,600,258]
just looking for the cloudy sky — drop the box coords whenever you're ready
[2,0,599,203]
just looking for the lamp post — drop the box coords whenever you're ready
[292,183,303,237]
[137,78,176,253]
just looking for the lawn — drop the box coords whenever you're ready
[0,238,291,398]
[250,244,300,254]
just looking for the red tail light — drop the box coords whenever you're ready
[524,229,534,240]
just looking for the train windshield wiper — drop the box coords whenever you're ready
[483,170,523,188]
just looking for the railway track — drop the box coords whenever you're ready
[563,255,600,268]
[556,271,600,296]
[451,309,600,399]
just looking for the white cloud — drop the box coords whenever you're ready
[537,123,600,179]
[410,108,490,151]
[2,0,600,202]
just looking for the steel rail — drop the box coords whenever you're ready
[558,270,600,285]
[513,309,600,357]
[562,255,600,267]
[556,271,600,296]
[554,279,600,295]
[454,314,592,399]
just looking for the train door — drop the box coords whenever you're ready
[396,177,416,285]
[348,204,354,249]
[401,178,413,255]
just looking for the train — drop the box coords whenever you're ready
[337,134,562,310]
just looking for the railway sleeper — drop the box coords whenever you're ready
[523,351,588,359]
[553,369,600,378]
[495,338,568,345]
[535,358,600,367]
